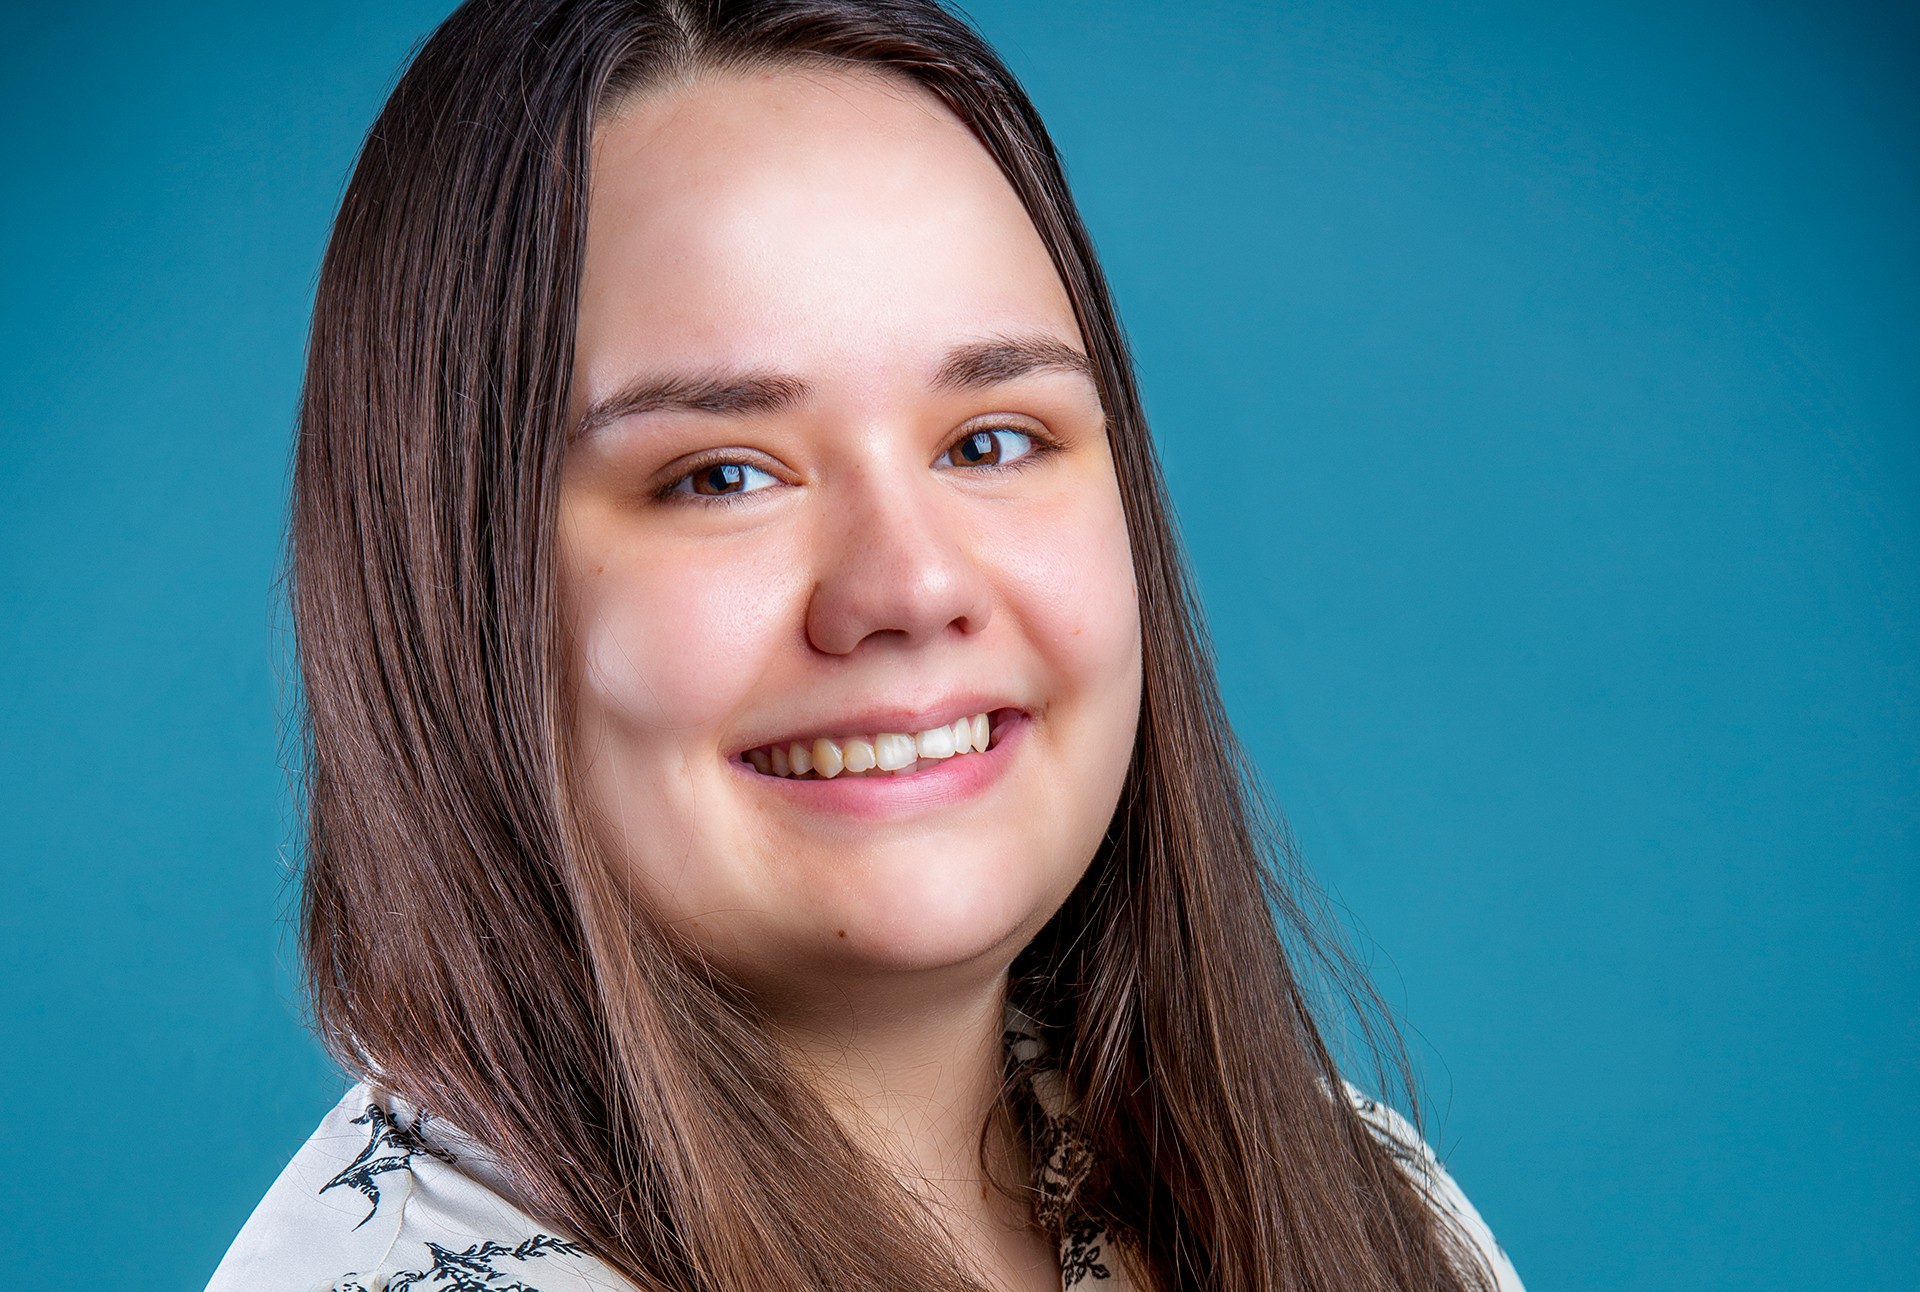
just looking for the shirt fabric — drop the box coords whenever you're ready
[208,1019,1524,1291]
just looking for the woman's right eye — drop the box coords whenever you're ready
[665,460,779,500]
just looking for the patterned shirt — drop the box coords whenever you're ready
[207,1023,1524,1291]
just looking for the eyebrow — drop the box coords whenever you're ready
[575,372,809,439]
[574,334,1095,440]
[932,335,1096,391]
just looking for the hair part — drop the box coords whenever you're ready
[294,2,1493,1288]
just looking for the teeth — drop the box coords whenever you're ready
[875,732,917,771]
[746,712,998,779]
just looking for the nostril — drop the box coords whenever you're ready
[800,519,995,657]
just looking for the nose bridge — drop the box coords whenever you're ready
[805,447,990,656]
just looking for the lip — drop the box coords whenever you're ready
[728,695,1023,758]
[734,708,1030,822]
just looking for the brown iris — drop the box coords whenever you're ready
[947,430,1003,467]
[692,462,751,495]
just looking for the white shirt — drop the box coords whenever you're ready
[208,1030,1524,1291]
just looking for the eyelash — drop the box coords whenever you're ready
[655,424,1060,507]
[654,453,781,505]
[938,426,1054,474]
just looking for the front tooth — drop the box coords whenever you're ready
[843,737,877,773]
[875,732,916,771]
[972,713,990,751]
[951,717,974,753]
[789,741,812,775]
[812,737,844,778]
[771,744,791,777]
[916,724,956,759]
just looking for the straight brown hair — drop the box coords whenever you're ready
[293,1,1494,1288]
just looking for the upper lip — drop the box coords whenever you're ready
[731,694,1021,756]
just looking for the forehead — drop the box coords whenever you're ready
[576,64,1079,394]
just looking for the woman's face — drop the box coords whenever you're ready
[560,66,1141,1008]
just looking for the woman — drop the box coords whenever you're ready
[210,1,1525,1289]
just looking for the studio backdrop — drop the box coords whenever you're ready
[1,1,1913,1287]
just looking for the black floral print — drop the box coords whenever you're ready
[382,1235,582,1292]
[1004,1017,1124,1282]
[320,1102,456,1229]
[1059,1216,1114,1287]
[209,1016,1522,1292]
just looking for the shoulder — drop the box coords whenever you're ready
[1344,1085,1528,1292]
[205,1082,627,1292]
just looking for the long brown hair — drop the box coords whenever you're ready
[293,2,1492,1288]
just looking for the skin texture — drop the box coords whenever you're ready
[559,66,1142,1289]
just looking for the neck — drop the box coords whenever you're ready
[766,966,1059,1291]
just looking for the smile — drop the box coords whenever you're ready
[743,711,1000,779]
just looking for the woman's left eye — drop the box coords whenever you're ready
[940,428,1035,469]
[667,460,780,499]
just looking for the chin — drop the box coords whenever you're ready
[805,843,1066,975]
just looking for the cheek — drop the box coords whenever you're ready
[570,539,800,738]
[560,525,805,927]
[992,478,1143,703]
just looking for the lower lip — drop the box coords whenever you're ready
[736,711,1029,822]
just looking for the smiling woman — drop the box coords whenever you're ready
[561,70,1139,1017]
[206,3,1523,1291]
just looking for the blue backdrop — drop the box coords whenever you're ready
[2,1,1912,1286]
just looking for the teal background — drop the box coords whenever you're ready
[1,0,1913,1285]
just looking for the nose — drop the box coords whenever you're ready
[804,464,993,657]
